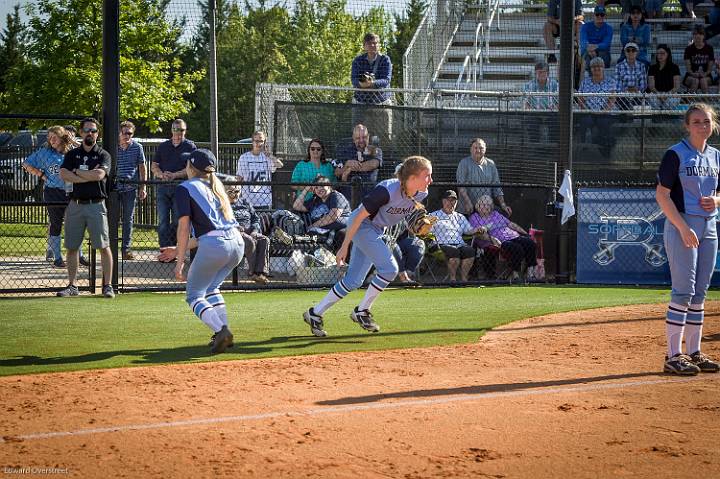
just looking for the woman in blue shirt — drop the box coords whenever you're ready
[619,6,651,65]
[22,126,87,268]
[656,103,720,375]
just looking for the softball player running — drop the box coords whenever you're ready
[162,149,244,354]
[303,156,433,337]
[656,103,720,375]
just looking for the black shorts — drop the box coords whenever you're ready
[440,244,475,260]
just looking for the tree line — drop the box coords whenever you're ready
[0,0,427,141]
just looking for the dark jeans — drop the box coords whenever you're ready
[500,236,538,272]
[392,236,425,274]
[44,187,68,236]
[118,189,137,251]
[157,184,178,248]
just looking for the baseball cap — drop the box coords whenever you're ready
[594,5,606,15]
[535,61,549,71]
[624,42,639,51]
[442,190,458,200]
[182,148,217,172]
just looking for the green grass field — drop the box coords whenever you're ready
[1,285,711,377]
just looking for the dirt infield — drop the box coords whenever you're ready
[1,302,719,478]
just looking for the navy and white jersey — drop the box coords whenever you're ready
[360,178,428,229]
[657,139,720,217]
[175,177,238,237]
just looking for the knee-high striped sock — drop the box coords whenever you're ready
[666,302,687,358]
[358,273,393,311]
[315,279,352,316]
[685,303,704,355]
[206,290,228,327]
[191,298,223,332]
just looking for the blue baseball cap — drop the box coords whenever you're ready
[594,5,606,15]
[182,148,217,172]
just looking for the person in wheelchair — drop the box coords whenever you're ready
[468,195,537,282]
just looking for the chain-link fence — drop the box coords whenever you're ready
[0,176,557,294]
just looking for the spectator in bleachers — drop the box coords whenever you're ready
[291,138,335,201]
[523,62,559,144]
[236,130,283,209]
[456,138,512,217]
[292,176,350,248]
[648,44,682,109]
[333,124,382,200]
[469,195,537,283]
[644,0,666,19]
[619,6,651,66]
[226,184,271,284]
[429,190,488,283]
[681,0,697,19]
[577,57,617,154]
[580,5,613,70]
[707,2,720,40]
[615,42,648,109]
[152,118,196,255]
[596,0,644,22]
[351,33,393,144]
[543,0,584,64]
[683,24,715,93]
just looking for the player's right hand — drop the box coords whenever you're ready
[336,245,349,266]
[680,226,699,249]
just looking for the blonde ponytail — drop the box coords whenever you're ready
[208,173,233,221]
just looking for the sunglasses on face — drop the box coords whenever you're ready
[626,48,637,52]
[82,127,98,134]
[171,127,186,132]
[121,130,133,136]
[595,12,605,17]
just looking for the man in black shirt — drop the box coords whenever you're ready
[57,117,115,298]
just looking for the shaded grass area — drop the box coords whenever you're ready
[0,285,704,377]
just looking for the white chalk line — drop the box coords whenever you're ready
[2,375,716,443]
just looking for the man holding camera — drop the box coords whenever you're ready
[351,33,393,144]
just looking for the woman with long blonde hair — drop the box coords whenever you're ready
[303,156,433,337]
[22,126,86,268]
[161,149,244,354]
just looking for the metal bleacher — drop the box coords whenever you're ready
[434,1,718,93]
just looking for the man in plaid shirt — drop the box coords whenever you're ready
[615,42,647,110]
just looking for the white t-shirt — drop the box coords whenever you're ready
[236,151,274,207]
[429,210,474,245]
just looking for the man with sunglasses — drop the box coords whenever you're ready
[580,5,613,71]
[151,118,196,257]
[57,118,114,298]
[116,121,147,260]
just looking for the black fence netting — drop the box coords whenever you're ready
[0,178,558,294]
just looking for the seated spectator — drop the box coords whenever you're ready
[292,176,350,248]
[647,44,681,110]
[577,57,616,155]
[469,195,537,283]
[236,130,283,209]
[615,42,647,109]
[456,138,512,216]
[681,0,697,19]
[291,138,336,201]
[332,124,382,201]
[524,62,559,144]
[644,0,666,19]
[580,6,613,70]
[227,185,271,284]
[708,2,720,40]
[619,6,650,66]
[382,222,425,286]
[429,190,487,283]
[543,0,584,64]
[596,0,643,22]
[683,25,715,94]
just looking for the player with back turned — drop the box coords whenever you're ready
[656,102,720,375]
[302,156,435,337]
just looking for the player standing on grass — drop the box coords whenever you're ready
[302,156,434,337]
[656,102,720,375]
[160,149,244,354]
